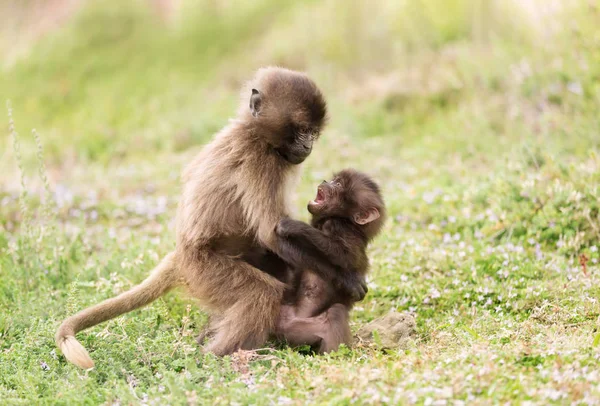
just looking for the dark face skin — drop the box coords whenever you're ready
[274,124,319,165]
[248,72,327,165]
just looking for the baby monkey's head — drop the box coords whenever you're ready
[308,169,386,240]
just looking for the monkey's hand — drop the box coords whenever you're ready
[336,273,368,302]
[275,217,300,238]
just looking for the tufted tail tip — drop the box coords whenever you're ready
[58,335,95,370]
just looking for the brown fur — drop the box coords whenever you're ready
[55,67,327,368]
[271,170,386,353]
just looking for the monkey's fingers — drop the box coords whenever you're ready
[354,284,368,302]
[275,217,294,237]
[358,280,369,301]
[338,275,367,302]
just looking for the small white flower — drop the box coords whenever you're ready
[423,192,436,204]
[277,397,293,405]
[567,81,583,95]
[430,288,441,299]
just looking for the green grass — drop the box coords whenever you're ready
[2,0,600,404]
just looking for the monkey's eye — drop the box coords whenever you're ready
[295,126,317,141]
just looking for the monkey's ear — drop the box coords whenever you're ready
[250,88,262,117]
[353,208,380,225]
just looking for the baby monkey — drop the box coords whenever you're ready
[273,169,386,353]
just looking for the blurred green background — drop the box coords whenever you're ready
[2,0,595,165]
[3,0,600,404]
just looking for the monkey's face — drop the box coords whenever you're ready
[308,178,342,216]
[308,169,386,237]
[248,68,327,165]
[274,124,320,165]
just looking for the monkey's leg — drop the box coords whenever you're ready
[184,251,285,355]
[293,271,336,318]
[317,304,351,353]
[278,306,326,348]
[279,304,351,353]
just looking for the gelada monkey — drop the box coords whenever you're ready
[55,67,329,369]
[274,169,386,353]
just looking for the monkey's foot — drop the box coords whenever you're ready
[196,326,216,346]
[355,310,416,350]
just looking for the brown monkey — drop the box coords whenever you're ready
[55,67,330,369]
[273,169,386,353]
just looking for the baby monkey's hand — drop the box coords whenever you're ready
[336,272,368,302]
[275,217,301,238]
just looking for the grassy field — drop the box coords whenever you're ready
[2,0,600,404]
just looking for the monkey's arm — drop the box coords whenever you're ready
[241,248,289,283]
[275,227,367,302]
[275,218,354,270]
[275,234,335,274]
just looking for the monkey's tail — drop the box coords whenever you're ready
[55,252,178,369]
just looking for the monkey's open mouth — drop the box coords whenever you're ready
[313,187,326,205]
